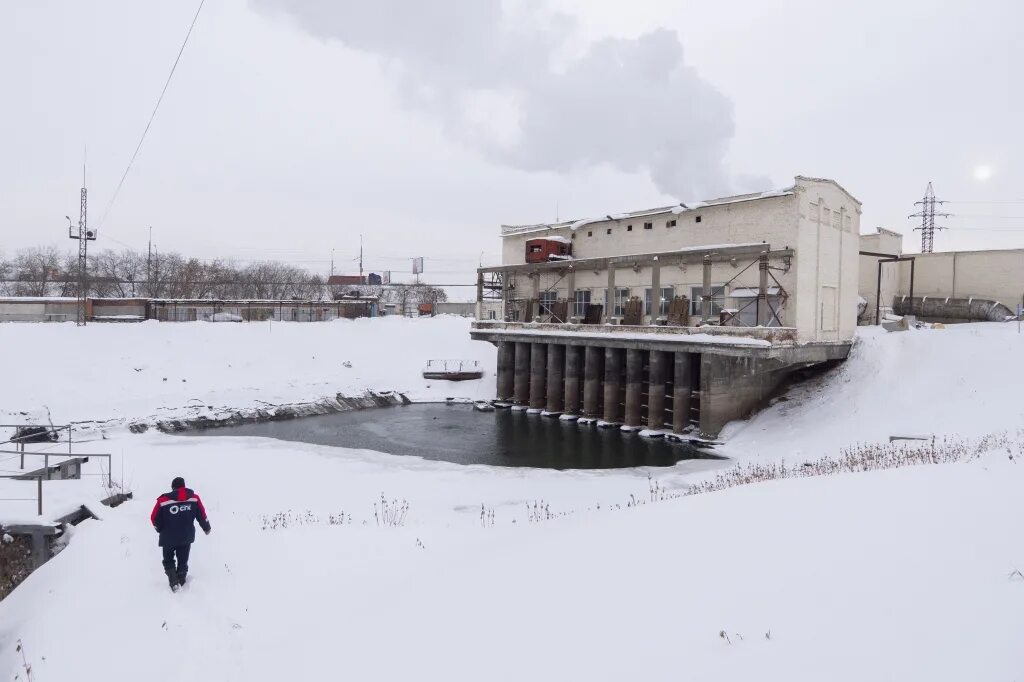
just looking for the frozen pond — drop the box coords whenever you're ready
[188,403,722,469]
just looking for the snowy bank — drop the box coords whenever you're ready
[721,322,1024,460]
[0,316,496,430]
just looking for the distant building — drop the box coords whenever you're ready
[859,229,1024,323]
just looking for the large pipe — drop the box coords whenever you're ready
[892,296,1016,322]
[545,343,565,413]
[624,349,643,427]
[513,342,531,405]
[496,341,514,401]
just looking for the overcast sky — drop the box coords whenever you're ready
[2,0,1021,293]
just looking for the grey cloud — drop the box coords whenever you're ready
[253,0,749,199]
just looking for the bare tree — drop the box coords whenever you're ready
[11,247,63,296]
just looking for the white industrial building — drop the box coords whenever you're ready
[472,176,861,437]
[486,175,861,344]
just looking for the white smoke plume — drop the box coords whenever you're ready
[253,0,756,200]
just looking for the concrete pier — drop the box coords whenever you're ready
[583,345,603,418]
[529,343,547,411]
[623,349,643,428]
[564,346,582,415]
[647,350,668,429]
[672,351,693,433]
[513,342,531,405]
[496,341,515,401]
[545,343,565,414]
[602,347,623,424]
[473,322,852,438]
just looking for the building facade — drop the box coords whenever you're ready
[473,176,861,438]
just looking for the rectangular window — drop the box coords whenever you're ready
[645,286,674,316]
[626,224,633,231]
[643,222,653,230]
[529,245,542,253]
[732,293,782,327]
[613,287,630,317]
[573,290,591,318]
[539,290,558,316]
[587,231,593,237]
[695,215,702,223]
[666,219,676,228]
[690,286,725,318]
[606,228,612,235]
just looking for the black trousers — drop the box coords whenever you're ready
[162,544,192,578]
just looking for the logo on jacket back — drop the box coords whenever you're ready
[169,504,192,515]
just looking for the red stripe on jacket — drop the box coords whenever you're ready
[150,494,170,525]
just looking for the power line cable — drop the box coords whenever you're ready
[97,0,206,230]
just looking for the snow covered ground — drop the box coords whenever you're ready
[721,322,1024,459]
[1,318,1022,679]
[1,433,1021,680]
[0,315,496,429]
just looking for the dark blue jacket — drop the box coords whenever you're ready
[151,487,211,547]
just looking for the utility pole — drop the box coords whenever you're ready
[68,163,96,326]
[359,235,364,283]
[330,248,335,278]
[910,182,951,253]
[147,226,153,296]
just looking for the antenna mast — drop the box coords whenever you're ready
[68,161,97,325]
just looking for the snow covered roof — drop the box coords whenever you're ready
[501,187,796,237]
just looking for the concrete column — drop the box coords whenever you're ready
[757,253,770,326]
[529,343,547,411]
[564,345,582,415]
[672,351,693,433]
[605,266,616,323]
[647,350,667,429]
[624,349,643,428]
[566,270,576,321]
[701,254,712,324]
[602,347,623,424]
[513,342,531,405]
[650,261,661,325]
[496,341,515,402]
[545,343,565,414]
[583,346,603,418]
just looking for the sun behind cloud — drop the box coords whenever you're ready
[973,165,994,181]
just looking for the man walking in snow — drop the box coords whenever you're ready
[150,477,212,591]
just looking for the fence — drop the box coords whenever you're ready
[0,424,113,516]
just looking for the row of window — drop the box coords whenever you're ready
[586,216,692,238]
[540,286,726,318]
[537,286,782,326]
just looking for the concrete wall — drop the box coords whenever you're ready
[896,249,1024,310]
[502,193,797,265]
[794,177,861,343]
[853,237,1024,318]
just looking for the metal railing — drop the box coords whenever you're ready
[424,359,481,373]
